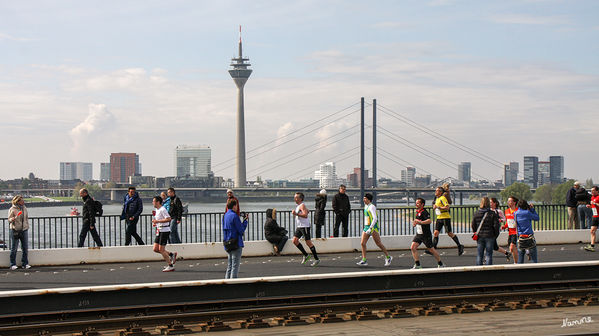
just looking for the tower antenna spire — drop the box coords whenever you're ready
[238,25,242,57]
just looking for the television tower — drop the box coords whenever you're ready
[229,26,252,188]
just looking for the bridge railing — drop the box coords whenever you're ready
[0,204,571,249]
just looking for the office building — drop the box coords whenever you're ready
[110,153,140,183]
[60,162,93,181]
[401,167,416,187]
[523,156,539,188]
[314,162,337,189]
[175,145,212,178]
[538,161,550,186]
[100,162,110,181]
[347,168,373,188]
[503,162,519,187]
[458,162,471,183]
[549,156,564,184]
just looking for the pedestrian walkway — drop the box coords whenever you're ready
[0,243,596,291]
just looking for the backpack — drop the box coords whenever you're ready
[93,199,103,216]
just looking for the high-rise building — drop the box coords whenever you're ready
[538,161,550,186]
[60,162,93,181]
[110,153,140,183]
[347,168,373,188]
[100,162,111,181]
[314,162,337,188]
[229,26,252,188]
[549,156,565,184]
[401,167,416,187]
[503,162,519,187]
[458,162,471,183]
[523,156,539,188]
[175,145,212,178]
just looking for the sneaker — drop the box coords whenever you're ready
[311,259,321,267]
[24,264,31,269]
[162,265,175,272]
[356,259,368,266]
[384,255,393,267]
[170,252,178,265]
[458,244,465,256]
[437,264,445,268]
[412,264,422,269]
[301,255,312,265]
[424,250,432,255]
[9,265,17,271]
[505,252,512,261]
[584,244,595,252]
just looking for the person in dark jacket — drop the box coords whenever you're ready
[167,188,183,244]
[575,182,592,230]
[314,189,327,238]
[121,186,145,245]
[566,183,578,229]
[78,188,103,248]
[264,208,288,255]
[471,197,500,265]
[332,185,351,237]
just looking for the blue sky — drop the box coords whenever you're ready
[1,0,598,182]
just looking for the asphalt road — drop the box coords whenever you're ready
[1,243,597,291]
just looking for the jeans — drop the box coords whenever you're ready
[125,217,145,245]
[169,219,181,244]
[333,214,349,237]
[10,229,28,266]
[476,236,494,265]
[78,221,103,247]
[275,235,288,253]
[518,246,538,263]
[567,207,578,229]
[225,247,243,279]
[577,205,592,230]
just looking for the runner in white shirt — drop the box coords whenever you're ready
[152,196,178,272]
[292,192,320,267]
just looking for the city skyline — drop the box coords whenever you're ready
[1,1,598,182]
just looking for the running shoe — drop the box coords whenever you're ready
[24,264,31,269]
[505,252,512,261]
[162,265,175,272]
[9,265,17,271]
[437,264,445,268]
[584,244,595,252]
[356,259,368,266]
[384,255,393,267]
[301,255,312,265]
[170,252,178,265]
[412,264,422,269]
[458,244,465,256]
[311,259,321,267]
[424,250,432,255]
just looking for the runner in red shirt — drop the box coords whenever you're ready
[503,196,519,263]
[584,186,598,252]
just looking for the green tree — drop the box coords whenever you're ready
[533,184,554,204]
[551,179,575,204]
[500,182,533,203]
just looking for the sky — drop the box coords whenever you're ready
[0,0,598,183]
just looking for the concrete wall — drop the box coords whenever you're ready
[0,230,590,267]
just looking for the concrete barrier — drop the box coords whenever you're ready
[0,230,590,267]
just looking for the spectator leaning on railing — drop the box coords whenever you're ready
[575,181,593,230]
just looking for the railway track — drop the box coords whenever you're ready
[0,261,597,335]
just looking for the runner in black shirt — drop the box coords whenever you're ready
[411,198,444,269]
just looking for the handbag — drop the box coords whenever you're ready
[472,212,489,241]
[518,235,536,249]
[223,237,239,252]
[12,230,23,239]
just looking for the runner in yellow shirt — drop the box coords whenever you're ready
[432,186,464,256]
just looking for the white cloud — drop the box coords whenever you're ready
[69,104,116,152]
[490,14,570,25]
